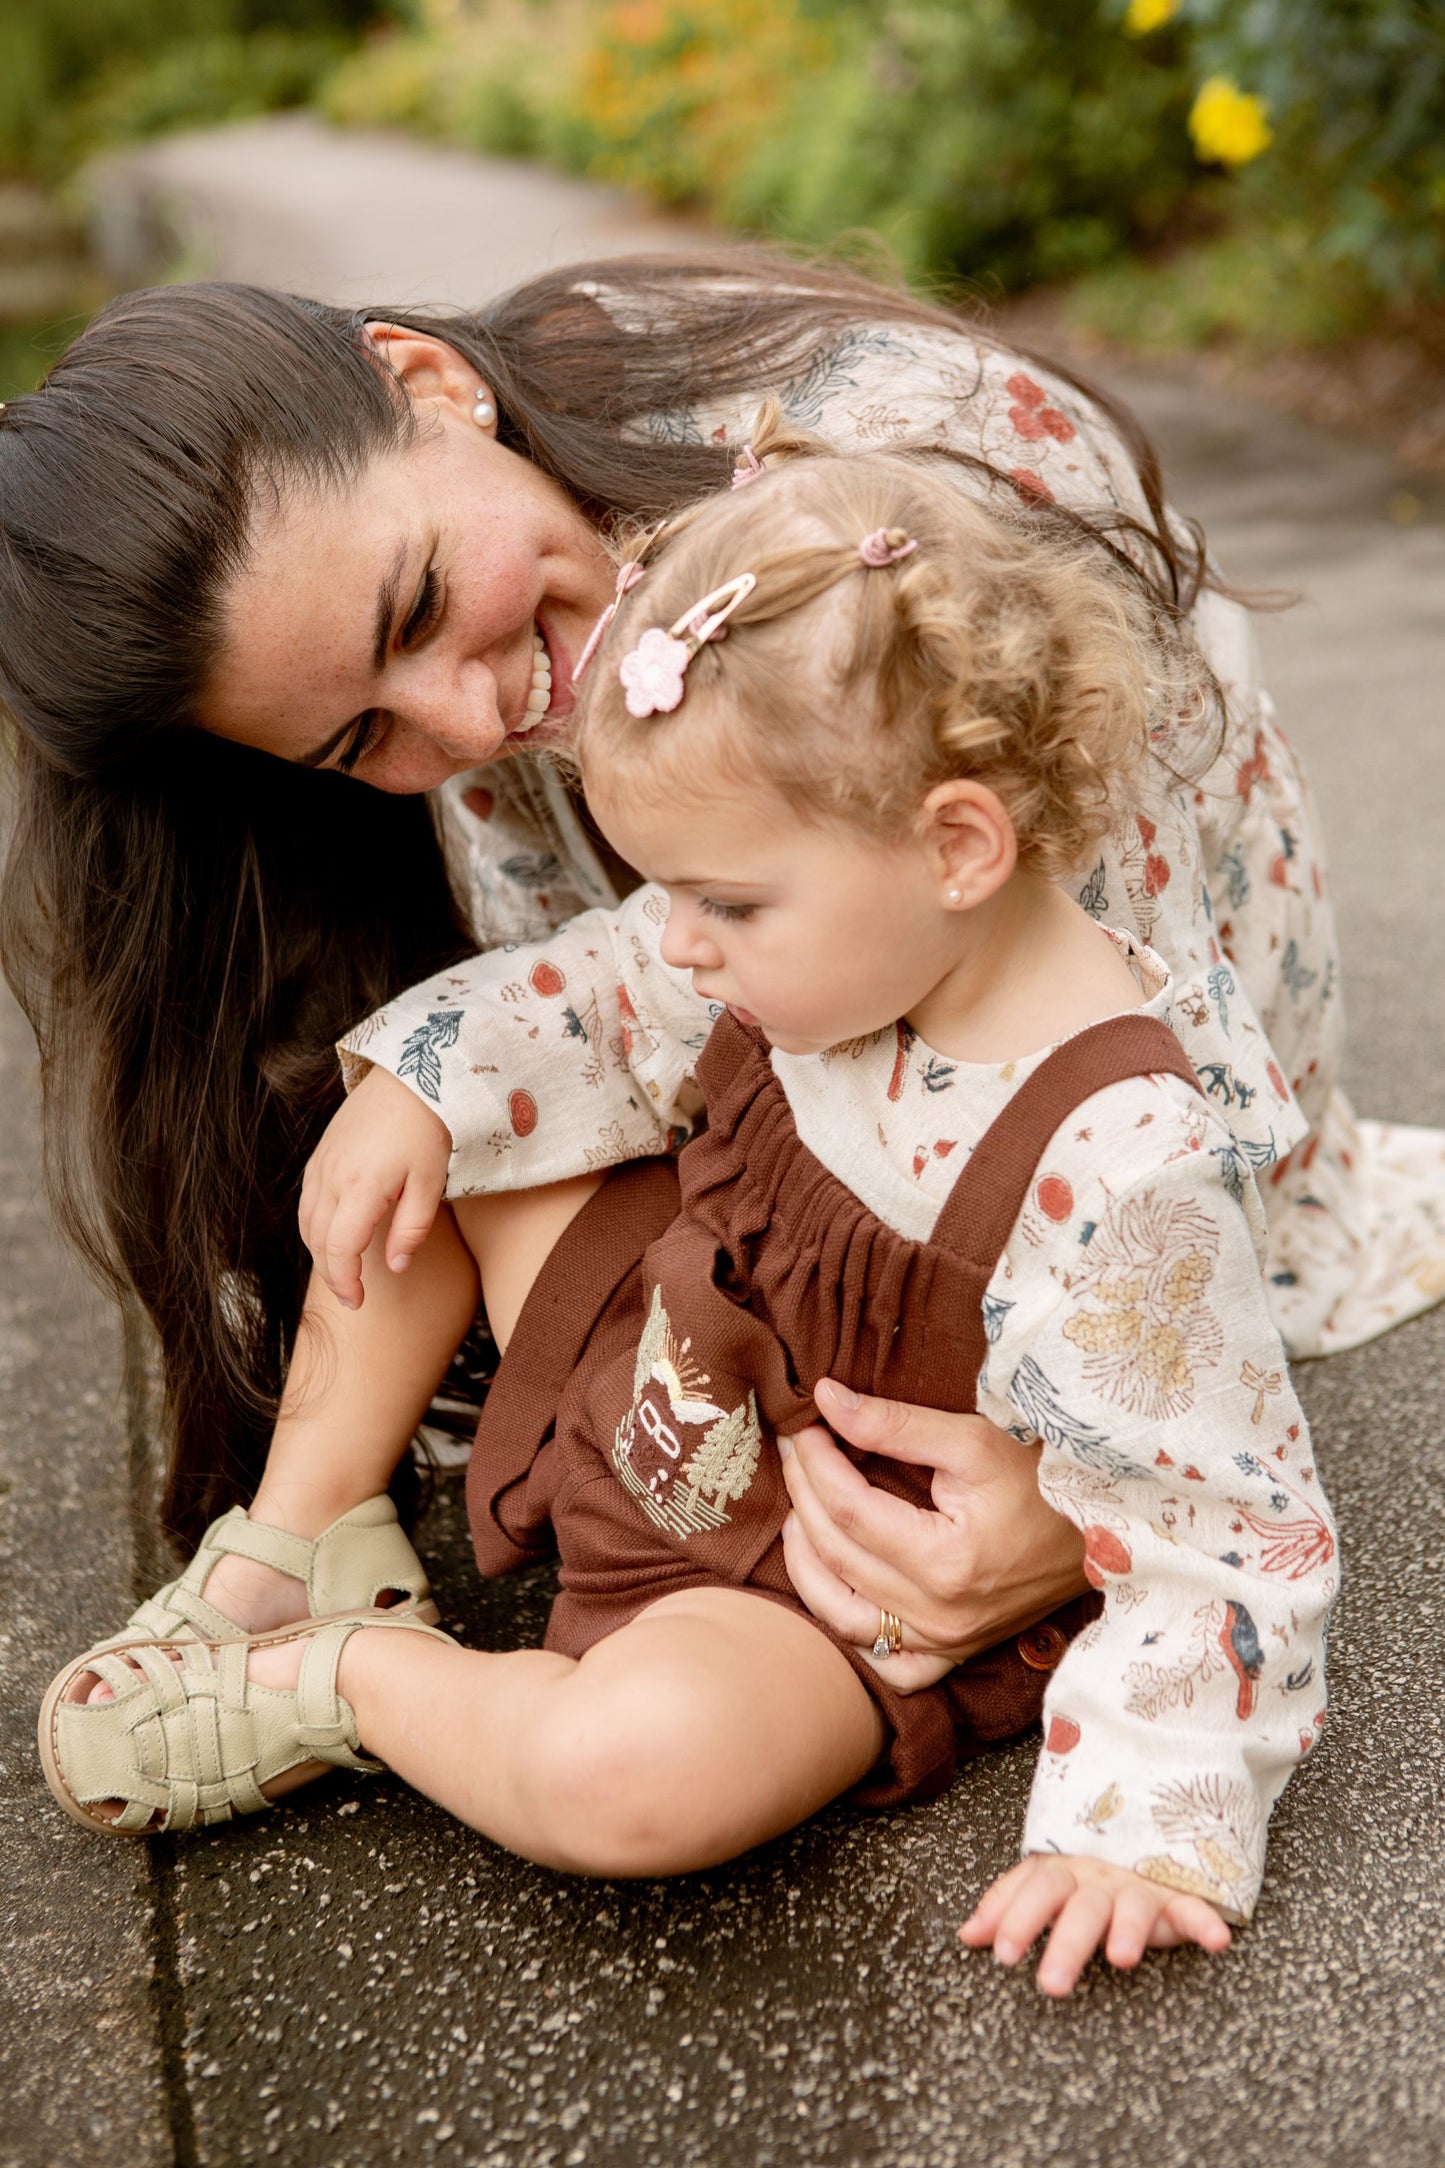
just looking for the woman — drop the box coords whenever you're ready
[2,250,1440,1681]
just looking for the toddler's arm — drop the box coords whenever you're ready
[304,886,715,1302]
[977,1079,1337,1974]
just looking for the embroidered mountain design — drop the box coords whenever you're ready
[613,1287,764,1539]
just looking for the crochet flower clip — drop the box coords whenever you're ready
[618,574,757,719]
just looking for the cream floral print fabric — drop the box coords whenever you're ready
[396,313,1445,1358]
[339,906,1335,1917]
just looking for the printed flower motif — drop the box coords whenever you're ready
[1009,467,1054,504]
[619,627,691,718]
[1189,77,1273,168]
[1063,1188,1222,1421]
[1124,0,1179,33]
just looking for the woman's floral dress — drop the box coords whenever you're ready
[360,313,1445,1358]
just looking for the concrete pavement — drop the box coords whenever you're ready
[2,114,1443,2168]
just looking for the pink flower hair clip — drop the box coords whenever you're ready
[570,559,647,686]
[858,527,918,568]
[617,573,757,719]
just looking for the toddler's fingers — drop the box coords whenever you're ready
[1036,1884,1114,1998]
[1156,1895,1232,1954]
[386,1168,446,1274]
[320,1199,381,1310]
[1102,1884,1168,1971]
[959,1859,1038,1944]
[992,1861,1077,1967]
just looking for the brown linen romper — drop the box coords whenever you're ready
[468,1008,1201,1809]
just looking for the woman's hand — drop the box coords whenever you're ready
[779,1377,1088,1691]
[960,1856,1232,1998]
[299,1067,453,1309]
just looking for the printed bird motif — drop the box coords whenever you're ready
[1219,1600,1264,1719]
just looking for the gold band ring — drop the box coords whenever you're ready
[871,1609,904,1660]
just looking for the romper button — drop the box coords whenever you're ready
[1017,1622,1069,1671]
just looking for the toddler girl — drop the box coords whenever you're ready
[41,428,1336,1998]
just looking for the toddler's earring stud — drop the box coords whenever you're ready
[947,887,962,905]
[473,393,496,427]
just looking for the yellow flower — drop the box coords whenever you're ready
[1124,0,1180,34]
[1189,76,1273,167]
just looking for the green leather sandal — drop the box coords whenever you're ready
[104,1495,439,1649]
[38,1609,456,1837]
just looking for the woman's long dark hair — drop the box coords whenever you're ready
[0,249,1210,1546]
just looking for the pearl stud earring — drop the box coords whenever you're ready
[473,392,496,427]
[946,887,962,905]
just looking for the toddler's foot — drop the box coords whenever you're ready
[39,1610,452,1838]
[65,1639,326,1827]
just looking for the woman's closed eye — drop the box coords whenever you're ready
[401,565,441,648]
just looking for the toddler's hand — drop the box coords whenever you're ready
[300,1067,453,1309]
[960,1854,1231,1998]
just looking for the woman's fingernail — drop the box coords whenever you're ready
[390,1254,411,1273]
[782,1513,796,1541]
[778,1435,792,1462]
[820,1377,861,1410]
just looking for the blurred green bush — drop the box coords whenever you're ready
[0,0,398,177]
[321,0,1445,334]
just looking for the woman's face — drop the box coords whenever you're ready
[199,331,616,793]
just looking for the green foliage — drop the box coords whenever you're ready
[1171,0,1445,302]
[715,0,1195,286]
[0,0,394,177]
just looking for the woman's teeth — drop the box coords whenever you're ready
[521,625,552,724]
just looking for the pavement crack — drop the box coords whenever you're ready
[147,1843,202,2168]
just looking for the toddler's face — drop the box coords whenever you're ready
[591,776,960,1056]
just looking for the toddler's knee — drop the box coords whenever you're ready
[523,1673,717,1877]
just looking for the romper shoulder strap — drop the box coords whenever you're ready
[929,1012,1201,1270]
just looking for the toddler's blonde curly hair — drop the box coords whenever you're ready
[578,403,1206,882]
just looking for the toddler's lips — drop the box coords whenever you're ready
[726,1003,761,1028]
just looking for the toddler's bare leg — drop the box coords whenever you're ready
[336,1585,886,1874]
[211,1177,602,1627]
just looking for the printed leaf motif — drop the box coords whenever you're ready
[1009,1356,1143,1482]
[1124,1600,1227,1720]
[396,1009,463,1104]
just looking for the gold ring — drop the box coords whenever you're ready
[871,1609,903,1659]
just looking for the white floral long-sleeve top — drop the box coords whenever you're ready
[339,895,1337,1919]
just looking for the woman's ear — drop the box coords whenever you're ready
[920,779,1017,909]
[362,322,497,432]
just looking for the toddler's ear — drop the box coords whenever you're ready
[920,779,1017,909]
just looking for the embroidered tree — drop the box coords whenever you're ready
[681,1393,761,1510]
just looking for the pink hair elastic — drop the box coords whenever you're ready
[618,573,757,719]
[571,559,647,686]
[859,527,918,568]
[730,443,765,488]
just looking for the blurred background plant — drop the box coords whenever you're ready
[0,0,402,390]
[5,0,1444,439]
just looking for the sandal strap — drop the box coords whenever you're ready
[109,1497,433,1648]
[47,1611,452,1835]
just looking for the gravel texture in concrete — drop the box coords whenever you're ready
[3,115,1442,2168]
